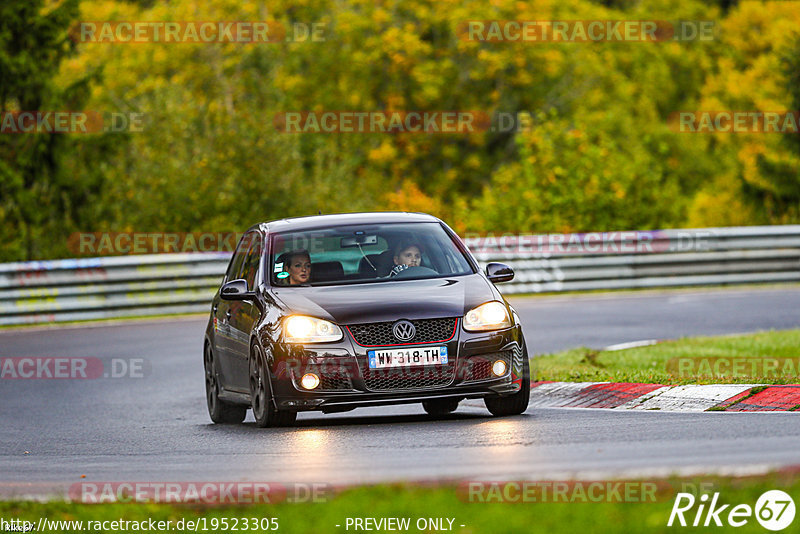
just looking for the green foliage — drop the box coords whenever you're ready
[687,1,800,226]
[1,0,798,260]
[0,0,97,260]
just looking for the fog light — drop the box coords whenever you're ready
[492,360,507,377]
[301,373,320,390]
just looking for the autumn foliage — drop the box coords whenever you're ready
[1,0,798,260]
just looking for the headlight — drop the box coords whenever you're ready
[283,315,343,343]
[300,373,320,390]
[463,301,512,332]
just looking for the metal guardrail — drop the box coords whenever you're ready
[0,226,798,326]
[465,226,800,294]
[0,253,231,326]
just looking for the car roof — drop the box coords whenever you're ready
[251,212,442,233]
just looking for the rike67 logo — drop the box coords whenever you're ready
[668,490,795,531]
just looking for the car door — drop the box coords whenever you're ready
[214,233,252,391]
[227,232,264,392]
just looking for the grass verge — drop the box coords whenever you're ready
[532,329,800,384]
[1,473,799,534]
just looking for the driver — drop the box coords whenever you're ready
[389,242,422,277]
[276,249,311,285]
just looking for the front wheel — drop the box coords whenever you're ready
[204,344,246,424]
[484,344,530,417]
[249,344,297,428]
[422,398,460,415]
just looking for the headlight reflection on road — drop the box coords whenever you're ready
[289,428,330,455]
[476,418,532,455]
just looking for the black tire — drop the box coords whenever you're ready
[422,398,460,415]
[484,343,531,417]
[249,344,297,428]
[204,343,247,424]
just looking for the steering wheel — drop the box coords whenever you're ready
[391,266,438,279]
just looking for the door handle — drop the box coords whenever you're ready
[213,305,218,313]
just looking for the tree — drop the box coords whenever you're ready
[0,0,91,260]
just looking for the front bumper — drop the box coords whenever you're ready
[268,322,525,412]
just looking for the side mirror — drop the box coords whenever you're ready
[485,262,514,283]
[220,279,255,301]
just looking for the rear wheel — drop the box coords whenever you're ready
[484,343,530,417]
[422,398,460,415]
[250,344,297,428]
[204,344,246,424]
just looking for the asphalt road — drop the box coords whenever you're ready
[1,286,799,498]
[510,286,800,354]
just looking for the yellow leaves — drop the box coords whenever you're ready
[372,8,391,26]
[738,141,773,192]
[465,154,481,169]
[383,180,442,216]
[278,74,304,92]
[687,177,757,228]
[368,141,397,163]
[542,49,563,76]
[385,94,406,110]
[722,0,800,61]
[584,174,599,198]
[476,49,503,77]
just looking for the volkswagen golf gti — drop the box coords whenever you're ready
[203,212,530,426]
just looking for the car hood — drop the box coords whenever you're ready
[271,274,498,325]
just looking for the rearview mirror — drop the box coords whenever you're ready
[341,234,378,248]
[485,262,514,283]
[220,279,255,300]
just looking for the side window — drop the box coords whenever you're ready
[241,236,263,290]
[225,233,252,282]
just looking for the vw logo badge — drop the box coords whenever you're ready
[392,320,416,342]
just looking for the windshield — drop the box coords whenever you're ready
[270,222,474,286]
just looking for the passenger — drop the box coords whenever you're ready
[276,250,311,285]
[389,242,422,277]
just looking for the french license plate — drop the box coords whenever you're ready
[368,346,448,369]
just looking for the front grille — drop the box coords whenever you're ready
[319,373,354,391]
[348,317,458,346]
[460,351,512,383]
[362,362,456,391]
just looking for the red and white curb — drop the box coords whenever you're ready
[528,382,800,412]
